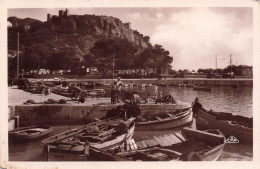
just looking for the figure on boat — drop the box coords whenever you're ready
[192,97,202,118]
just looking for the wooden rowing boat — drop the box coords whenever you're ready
[90,128,226,161]
[42,117,135,161]
[51,90,73,98]
[193,86,211,91]
[135,108,193,130]
[9,125,53,143]
[196,108,253,143]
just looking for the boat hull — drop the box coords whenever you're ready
[135,108,193,131]
[9,125,53,142]
[196,109,253,143]
[193,86,211,91]
[200,144,224,161]
[43,123,135,161]
[89,128,225,161]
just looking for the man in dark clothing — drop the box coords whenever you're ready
[192,97,202,118]
[115,77,122,103]
[111,80,117,104]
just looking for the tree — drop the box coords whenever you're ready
[23,47,41,72]
[8,57,17,77]
[88,38,137,74]
[136,44,173,74]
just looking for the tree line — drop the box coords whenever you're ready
[8,37,173,76]
[171,65,252,76]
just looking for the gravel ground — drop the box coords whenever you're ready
[8,86,112,106]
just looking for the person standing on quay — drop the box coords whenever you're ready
[111,80,117,104]
[116,77,122,103]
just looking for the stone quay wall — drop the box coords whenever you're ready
[8,103,190,127]
[66,78,253,86]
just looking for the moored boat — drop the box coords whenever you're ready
[85,89,106,97]
[90,127,226,161]
[193,86,211,91]
[196,108,253,143]
[135,107,193,130]
[231,84,239,88]
[159,83,168,87]
[9,125,53,143]
[42,117,135,161]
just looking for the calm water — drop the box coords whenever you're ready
[9,86,253,161]
[109,85,253,117]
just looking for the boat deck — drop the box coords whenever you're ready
[118,131,211,155]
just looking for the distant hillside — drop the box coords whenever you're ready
[8,13,152,59]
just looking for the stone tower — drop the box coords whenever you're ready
[59,10,64,17]
[47,14,51,21]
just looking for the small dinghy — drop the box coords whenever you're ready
[9,125,53,143]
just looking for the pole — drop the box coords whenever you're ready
[17,32,20,78]
[230,54,232,80]
[112,53,115,79]
[216,55,217,74]
[230,54,232,74]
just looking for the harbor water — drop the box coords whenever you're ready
[9,86,253,161]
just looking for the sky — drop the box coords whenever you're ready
[8,7,253,71]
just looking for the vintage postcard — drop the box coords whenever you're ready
[0,0,259,169]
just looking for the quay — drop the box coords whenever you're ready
[30,77,253,86]
[8,87,190,127]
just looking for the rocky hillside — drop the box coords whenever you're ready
[8,16,42,27]
[8,13,152,59]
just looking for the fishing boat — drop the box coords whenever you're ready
[9,125,53,143]
[51,90,74,98]
[122,83,129,87]
[231,84,239,88]
[193,85,211,91]
[80,82,95,89]
[159,83,168,87]
[42,117,135,161]
[147,83,154,87]
[135,107,193,130]
[90,127,226,161]
[85,89,106,97]
[178,83,186,87]
[196,108,253,143]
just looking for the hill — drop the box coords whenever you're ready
[8,10,173,76]
[8,12,151,58]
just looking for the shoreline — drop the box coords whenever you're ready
[28,77,253,86]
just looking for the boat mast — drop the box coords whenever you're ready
[16,32,19,78]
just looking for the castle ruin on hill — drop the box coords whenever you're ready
[47,9,69,21]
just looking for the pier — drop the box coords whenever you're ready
[30,77,253,86]
[8,87,189,127]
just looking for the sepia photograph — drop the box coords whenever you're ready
[1,0,260,168]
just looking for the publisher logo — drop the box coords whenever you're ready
[226,136,239,143]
